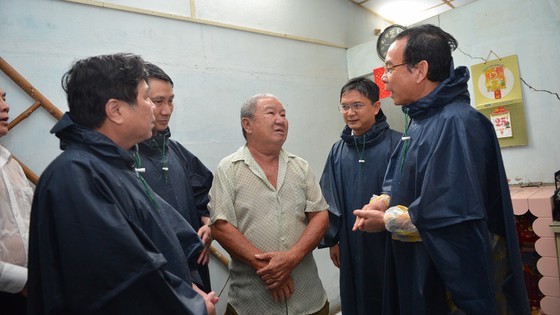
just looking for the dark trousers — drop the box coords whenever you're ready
[0,291,26,315]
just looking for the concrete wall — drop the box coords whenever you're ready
[347,0,560,185]
[0,0,388,176]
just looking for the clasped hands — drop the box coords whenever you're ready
[352,196,389,232]
[254,251,296,303]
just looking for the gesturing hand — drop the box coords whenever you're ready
[353,207,386,233]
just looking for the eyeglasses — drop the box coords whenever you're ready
[338,103,365,113]
[384,62,408,75]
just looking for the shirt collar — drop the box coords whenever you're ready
[0,145,11,167]
[232,144,293,163]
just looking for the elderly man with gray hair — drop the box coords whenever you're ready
[209,93,329,315]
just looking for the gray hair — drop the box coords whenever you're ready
[240,93,278,139]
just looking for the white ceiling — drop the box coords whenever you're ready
[351,0,478,26]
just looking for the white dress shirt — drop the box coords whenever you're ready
[0,145,33,293]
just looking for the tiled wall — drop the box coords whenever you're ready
[511,186,560,314]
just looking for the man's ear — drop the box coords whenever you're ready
[372,101,381,115]
[105,99,124,125]
[415,60,429,84]
[241,117,252,135]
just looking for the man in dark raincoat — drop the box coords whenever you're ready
[319,77,401,315]
[137,62,214,293]
[27,53,218,314]
[353,25,529,315]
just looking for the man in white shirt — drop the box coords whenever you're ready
[0,87,33,315]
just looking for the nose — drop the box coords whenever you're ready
[381,71,389,83]
[160,102,172,115]
[0,99,9,113]
[345,107,357,115]
[274,114,287,124]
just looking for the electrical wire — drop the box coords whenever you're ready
[455,47,560,102]
[217,274,230,298]
[437,13,560,103]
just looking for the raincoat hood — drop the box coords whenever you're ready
[139,127,171,157]
[51,113,134,168]
[404,65,471,119]
[340,109,392,148]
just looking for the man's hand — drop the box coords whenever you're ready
[197,224,213,265]
[329,244,340,268]
[352,197,389,233]
[255,251,296,289]
[270,277,295,303]
[193,284,219,315]
[353,206,386,233]
[369,197,390,212]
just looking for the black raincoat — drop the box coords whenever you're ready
[137,127,213,292]
[319,111,401,315]
[383,66,530,315]
[27,114,206,315]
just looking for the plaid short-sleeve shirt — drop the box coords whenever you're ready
[209,145,328,315]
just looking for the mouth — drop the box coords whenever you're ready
[0,116,8,124]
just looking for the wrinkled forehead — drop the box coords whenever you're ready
[257,97,284,110]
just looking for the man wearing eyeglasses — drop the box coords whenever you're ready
[353,25,529,315]
[318,77,400,315]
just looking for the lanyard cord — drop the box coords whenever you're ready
[151,137,170,182]
[400,108,411,171]
[354,134,366,173]
[133,146,159,210]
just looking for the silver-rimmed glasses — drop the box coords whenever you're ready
[338,103,366,113]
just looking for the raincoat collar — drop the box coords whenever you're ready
[51,113,135,169]
[341,108,391,148]
[140,127,171,155]
[403,65,471,119]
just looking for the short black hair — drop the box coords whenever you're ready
[395,24,458,82]
[145,62,174,87]
[62,53,147,129]
[340,77,380,104]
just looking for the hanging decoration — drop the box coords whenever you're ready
[471,54,528,147]
[373,67,391,99]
